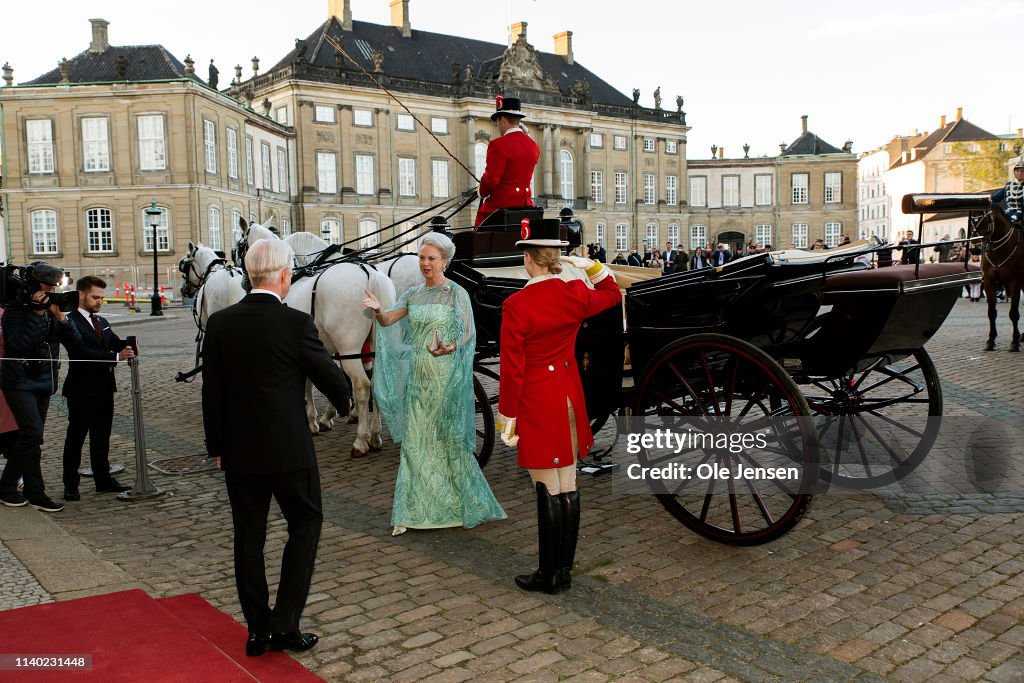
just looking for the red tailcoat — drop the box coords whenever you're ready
[475,129,540,225]
[498,276,621,468]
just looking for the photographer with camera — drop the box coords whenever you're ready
[0,262,82,512]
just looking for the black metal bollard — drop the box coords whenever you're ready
[117,352,167,501]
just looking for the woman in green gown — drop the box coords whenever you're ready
[362,233,506,535]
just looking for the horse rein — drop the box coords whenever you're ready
[978,211,1021,270]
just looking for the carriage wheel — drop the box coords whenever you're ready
[632,334,817,545]
[474,374,495,469]
[803,348,941,488]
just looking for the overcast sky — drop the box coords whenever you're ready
[4,0,1021,160]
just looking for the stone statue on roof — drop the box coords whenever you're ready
[653,87,661,110]
[676,95,684,113]
[208,60,219,89]
[498,30,556,93]
[372,48,384,73]
[632,88,640,105]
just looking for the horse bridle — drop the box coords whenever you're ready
[973,210,1021,270]
[179,253,227,299]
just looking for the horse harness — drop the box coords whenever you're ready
[977,211,1023,270]
[307,259,378,362]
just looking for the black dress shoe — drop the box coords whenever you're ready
[95,478,131,493]
[267,632,319,652]
[245,631,267,657]
[63,491,81,502]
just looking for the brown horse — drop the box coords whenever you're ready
[972,207,1024,351]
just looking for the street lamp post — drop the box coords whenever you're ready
[145,200,163,316]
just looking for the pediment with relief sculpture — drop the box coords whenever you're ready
[498,34,560,94]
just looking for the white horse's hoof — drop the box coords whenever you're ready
[350,447,370,459]
[318,420,334,432]
[309,422,320,434]
[369,434,384,450]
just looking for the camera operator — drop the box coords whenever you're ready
[0,263,82,512]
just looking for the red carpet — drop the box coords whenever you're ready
[0,590,324,682]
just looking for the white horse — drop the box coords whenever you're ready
[179,241,246,364]
[377,252,424,299]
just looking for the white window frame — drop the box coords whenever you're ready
[26,120,54,174]
[690,176,707,207]
[613,135,627,150]
[314,105,336,123]
[353,109,373,127]
[560,150,574,206]
[595,223,606,248]
[643,173,656,205]
[824,221,842,247]
[226,127,238,179]
[431,159,449,198]
[792,174,809,204]
[87,208,115,253]
[208,206,222,251]
[645,223,658,250]
[275,107,289,125]
[615,223,628,252]
[722,175,740,207]
[825,172,842,204]
[643,138,655,152]
[355,154,375,195]
[281,218,291,237]
[755,174,772,206]
[141,206,170,253]
[690,225,707,251]
[138,115,167,172]
[666,140,677,154]
[82,117,110,172]
[321,218,342,245]
[30,209,59,255]
[398,157,416,197]
[792,223,809,248]
[755,224,772,247]
[231,209,243,244]
[358,218,379,252]
[666,175,678,206]
[590,170,604,204]
[397,113,415,131]
[203,119,217,174]
[614,171,628,204]
[430,117,448,134]
[590,132,604,148]
[474,142,487,178]
[261,142,273,191]
[316,151,337,194]
[245,136,254,186]
[277,147,288,194]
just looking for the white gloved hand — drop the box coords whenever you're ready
[497,413,519,447]
[560,256,594,270]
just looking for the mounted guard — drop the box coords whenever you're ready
[475,96,541,226]
[992,159,1024,225]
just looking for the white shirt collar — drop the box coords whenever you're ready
[78,307,95,320]
[503,127,524,136]
[250,288,282,302]
[524,273,558,288]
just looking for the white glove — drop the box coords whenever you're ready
[497,413,519,447]
[560,255,594,270]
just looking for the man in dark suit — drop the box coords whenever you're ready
[662,242,676,274]
[202,238,351,658]
[61,276,134,501]
[627,247,643,267]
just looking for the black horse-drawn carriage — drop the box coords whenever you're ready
[449,201,981,546]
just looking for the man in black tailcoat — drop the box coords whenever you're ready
[202,238,351,657]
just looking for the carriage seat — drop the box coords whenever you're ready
[476,207,544,231]
[823,262,980,296]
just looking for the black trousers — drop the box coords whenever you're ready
[62,393,115,492]
[224,466,323,634]
[0,389,51,501]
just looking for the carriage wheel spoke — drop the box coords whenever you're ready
[726,471,742,533]
[864,409,926,439]
[854,414,907,467]
[741,474,776,526]
[737,382,771,418]
[667,362,711,416]
[698,475,718,522]
[672,451,716,496]
[858,363,922,394]
[699,351,722,415]
[847,416,875,478]
[737,451,799,499]
[650,388,692,417]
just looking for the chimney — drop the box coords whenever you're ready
[956,107,963,121]
[801,114,808,135]
[553,31,573,65]
[329,0,353,30]
[718,147,724,160]
[390,0,411,38]
[940,114,946,128]
[510,21,528,44]
[89,18,110,53]
[1018,128,1022,137]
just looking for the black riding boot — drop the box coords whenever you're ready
[559,490,580,590]
[515,482,562,594]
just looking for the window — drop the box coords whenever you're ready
[792,223,808,248]
[643,138,655,152]
[316,152,337,194]
[643,173,656,205]
[666,140,677,154]
[261,142,272,190]
[26,120,54,174]
[356,155,374,194]
[430,117,448,134]
[431,159,449,198]
[792,173,809,204]
[277,148,288,194]
[755,174,772,206]
[666,175,678,206]
[668,224,680,247]
[354,109,373,127]
[943,143,952,154]
[613,135,626,150]
[30,210,58,255]
[474,142,487,177]
[397,113,415,131]
[755,224,772,247]
[275,107,288,125]
[226,128,238,179]
[722,176,739,207]
[321,218,342,245]
[689,225,707,251]
[208,206,222,251]
[614,171,628,204]
[615,223,628,252]
[645,223,658,250]
[87,208,114,253]
[314,105,336,123]
[358,218,379,251]
[689,176,707,207]
[203,120,217,174]
[824,172,842,203]
[141,206,169,252]
[590,170,604,204]
[231,209,243,244]
[595,223,606,248]
[590,133,604,148]
[398,157,416,197]
[82,117,110,172]
[824,221,842,247]
[245,136,254,185]
[560,150,574,206]
[281,218,291,237]
[138,115,166,171]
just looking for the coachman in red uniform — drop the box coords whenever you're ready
[497,219,621,593]
[475,96,541,226]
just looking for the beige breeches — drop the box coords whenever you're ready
[527,397,578,493]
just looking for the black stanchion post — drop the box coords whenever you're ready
[118,341,166,501]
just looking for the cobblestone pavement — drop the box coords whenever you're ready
[1,297,1023,682]
[0,540,51,611]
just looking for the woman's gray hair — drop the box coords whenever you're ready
[420,232,456,264]
[245,238,294,286]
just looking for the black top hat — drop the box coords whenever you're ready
[491,94,526,121]
[516,218,568,248]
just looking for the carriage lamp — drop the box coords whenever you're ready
[145,200,164,316]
